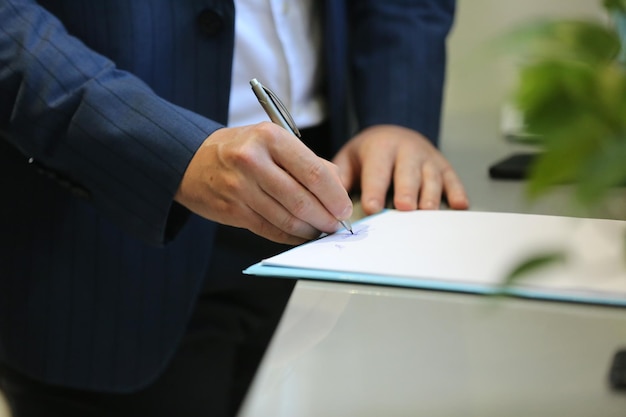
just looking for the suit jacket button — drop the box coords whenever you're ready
[197,9,223,36]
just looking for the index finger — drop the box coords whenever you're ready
[442,168,470,209]
[270,129,353,222]
[359,144,395,214]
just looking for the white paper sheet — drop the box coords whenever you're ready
[247,210,626,305]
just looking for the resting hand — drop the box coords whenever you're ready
[175,122,353,245]
[332,125,469,215]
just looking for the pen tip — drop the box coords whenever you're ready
[340,220,353,234]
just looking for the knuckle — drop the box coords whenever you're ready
[279,214,300,235]
[290,194,310,218]
[256,219,276,238]
[423,177,442,191]
[442,165,458,180]
[254,122,281,144]
[306,161,326,186]
[255,120,276,133]
[229,143,261,172]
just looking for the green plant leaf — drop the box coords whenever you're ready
[593,64,626,130]
[554,20,621,64]
[499,251,567,289]
[491,1,626,298]
[493,19,620,65]
[605,0,626,13]
[525,113,610,199]
[515,60,597,135]
[512,51,626,204]
[497,2,626,212]
[576,135,626,204]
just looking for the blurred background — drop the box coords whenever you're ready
[0,1,607,416]
[442,0,605,151]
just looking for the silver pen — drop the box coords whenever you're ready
[250,78,353,234]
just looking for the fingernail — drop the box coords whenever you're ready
[340,204,353,220]
[367,199,382,213]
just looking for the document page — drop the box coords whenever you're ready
[246,210,626,305]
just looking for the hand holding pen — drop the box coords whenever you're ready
[173,82,353,245]
[250,78,353,234]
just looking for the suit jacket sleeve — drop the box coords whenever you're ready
[348,0,455,145]
[0,0,222,245]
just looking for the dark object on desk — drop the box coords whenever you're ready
[609,349,626,390]
[488,152,539,180]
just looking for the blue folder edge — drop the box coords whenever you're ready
[243,263,626,308]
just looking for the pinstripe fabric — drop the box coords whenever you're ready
[0,0,232,392]
[321,0,454,153]
[345,0,455,146]
[0,0,454,393]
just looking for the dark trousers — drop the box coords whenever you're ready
[0,225,295,417]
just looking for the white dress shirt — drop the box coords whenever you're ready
[227,0,326,129]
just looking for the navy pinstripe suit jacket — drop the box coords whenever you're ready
[0,0,454,392]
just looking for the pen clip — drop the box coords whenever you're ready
[261,84,302,138]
